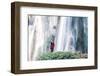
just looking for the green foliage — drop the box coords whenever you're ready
[38,51,80,60]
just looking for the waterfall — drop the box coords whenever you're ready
[42,16,58,52]
[28,15,88,60]
[55,17,87,52]
[55,17,68,51]
[29,16,45,60]
[64,17,76,52]
[64,17,79,52]
[55,17,76,52]
[28,16,36,61]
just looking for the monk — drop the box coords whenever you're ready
[50,42,55,52]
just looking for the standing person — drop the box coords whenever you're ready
[50,41,55,52]
[50,26,56,52]
[50,36,55,52]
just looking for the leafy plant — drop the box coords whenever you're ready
[38,51,80,60]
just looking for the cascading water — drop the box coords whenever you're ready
[55,17,88,53]
[28,15,88,60]
[29,16,45,60]
[64,17,76,52]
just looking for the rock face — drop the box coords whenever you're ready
[28,15,88,60]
